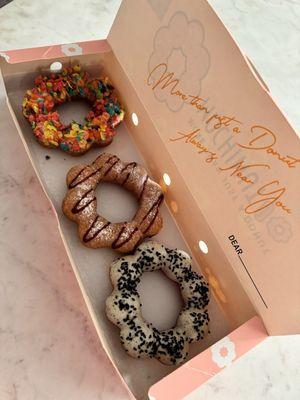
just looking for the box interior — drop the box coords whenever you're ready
[0,51,257,399]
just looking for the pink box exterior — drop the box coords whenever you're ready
[0,38,269,399]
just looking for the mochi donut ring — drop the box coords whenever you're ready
[62,153,164,253]
[22,65,124,155]
[106,241,210,365]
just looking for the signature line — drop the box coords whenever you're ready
[238,255,268,309]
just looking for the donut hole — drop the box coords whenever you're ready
[138,270,183,331]
[56,99,91,126]
[95,182,138,223]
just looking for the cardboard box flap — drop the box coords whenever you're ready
[108,0,300,334]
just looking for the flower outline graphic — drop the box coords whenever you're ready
[61,43,83,57]
[148,11,210,112]
[267,216,292,243]
[211,336,236,368]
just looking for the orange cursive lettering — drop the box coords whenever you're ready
[219,160,270,185]
[245,180,291,214]
[238,125,300,169]
[169,128,218,163]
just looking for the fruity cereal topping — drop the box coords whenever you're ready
[22,65,124,155]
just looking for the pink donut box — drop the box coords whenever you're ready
[0,1,299,399]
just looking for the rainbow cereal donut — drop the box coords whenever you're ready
[22,65,124,155]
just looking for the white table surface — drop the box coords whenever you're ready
[0,1,299,399]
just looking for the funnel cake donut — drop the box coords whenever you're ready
[62,153,164,253]
[22,65,124,155]
[106,241,210,365]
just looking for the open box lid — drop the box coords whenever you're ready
[108,0,300,335]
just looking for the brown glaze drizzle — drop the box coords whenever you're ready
[110,193,164,249]
[103,158,120,176]
[92,153,105,165]
[71,188,96,214]
[120,162,137,185]
[112,226,138,250]
[140,194,164,233]
[68,167,85,188]
[83,216,98,242]
[143,207,160,234]
[120,162,137,174]
[111,225,126,249]
[69,155,118,188]
[83,217,111,243]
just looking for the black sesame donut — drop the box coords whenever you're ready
[106,241,210,365]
